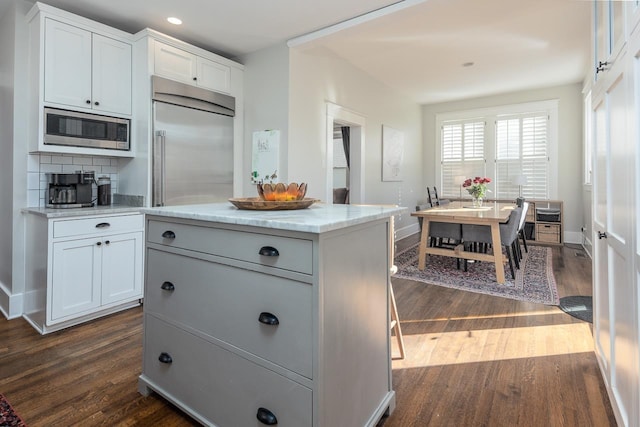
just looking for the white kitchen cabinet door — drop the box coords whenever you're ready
[154,40,231,94]
[153,41,197,84]
[196,56,230,94]
[51,237,101,321]
[92,34,132,115]
[101,232,143,305]
[44,18,92,109]
[44,18,132,116]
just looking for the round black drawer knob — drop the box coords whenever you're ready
[258,312,279,326]
[256,407,278,425]
[158,352,173,364]
[162,230,176,239]
[161,281,175,292]
[259,246,279,257]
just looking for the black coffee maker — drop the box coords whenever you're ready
[46,171,95,208]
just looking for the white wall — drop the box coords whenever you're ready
[237,44,290,197]
[0,0,31,318]
[287,46,423,236]
[422,83,584,243]
[0,1,17,316]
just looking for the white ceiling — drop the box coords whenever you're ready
[22,0,591,104]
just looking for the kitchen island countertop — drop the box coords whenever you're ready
[142,202,406,233]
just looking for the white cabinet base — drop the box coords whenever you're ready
[23,300,140,335]
[23,212,143,334]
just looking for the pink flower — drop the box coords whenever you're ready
[462,176,492,198]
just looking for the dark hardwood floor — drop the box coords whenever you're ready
[0,236,615,426]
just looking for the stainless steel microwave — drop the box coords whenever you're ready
[44,108,130,151]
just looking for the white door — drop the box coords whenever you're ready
[44,18,92,108]
[101,232,143,305]
[592,50,637,426]
[50,237,101,321]
[92,33,132,115]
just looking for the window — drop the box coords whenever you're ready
[441,120,485,196]
[495,113,549,199]
[436,100,558,200]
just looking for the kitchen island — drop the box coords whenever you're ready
[138,202,405,427]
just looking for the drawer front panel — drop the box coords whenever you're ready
[536,223,561,243]
[54,214,143,238]
[143,314,312,427]
[146,249,313,377]
[147,220,312,274]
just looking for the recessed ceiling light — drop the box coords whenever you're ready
[462,62,474,67]
[167,17,182,25]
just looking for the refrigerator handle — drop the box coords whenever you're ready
[153,130,166,206]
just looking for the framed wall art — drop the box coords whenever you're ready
[382,125,404,181]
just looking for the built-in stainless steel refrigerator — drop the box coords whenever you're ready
[152,76,234,206]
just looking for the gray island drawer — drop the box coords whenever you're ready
[147,219,313,274]
[145,248,313,378]
[142,314,312,427]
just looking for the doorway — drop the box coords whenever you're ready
[332,122,350,204]
[326,102,365,204]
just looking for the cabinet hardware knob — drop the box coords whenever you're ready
[259,246,279,257]
[158,352,173,364]
[86,99,91,104]
[256,407,277,425]
[105,240,110,245]
[598,231,608,239]
[96,241,102,246]
[95,222,111,228]
[193,77,197,81]
[161,281,175,292]
[258,312,279,326]
[162,230,176,239]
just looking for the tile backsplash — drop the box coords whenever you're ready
[28,154,119,207]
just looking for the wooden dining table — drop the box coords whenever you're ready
[411,201,515,284]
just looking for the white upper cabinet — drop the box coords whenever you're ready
[91,33,132,115]
[594,0,626,84]
[196,56,231,93]
[44,18,132,116]
[153,40,231,94]
[44,19,92,109]
[153,42,196,83]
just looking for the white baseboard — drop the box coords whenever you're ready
[395,223,419,242]
[582,236,593,259]
[564,231,582,245]
[0,281,24,320]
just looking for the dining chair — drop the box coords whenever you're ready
[333,187,349,204]
[461,207,523,280]
[516,201,530,260]
[415,203,462,248]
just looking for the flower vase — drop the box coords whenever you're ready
[472,197,483,207]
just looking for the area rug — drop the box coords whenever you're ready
[393,244,559,305]
[0,394,27,427]
[558,296,593,323]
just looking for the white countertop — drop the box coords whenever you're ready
[142,202,406,233]
[22,205,143,218]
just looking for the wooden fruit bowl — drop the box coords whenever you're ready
[228,197,318,210]
[256,182,307,201]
